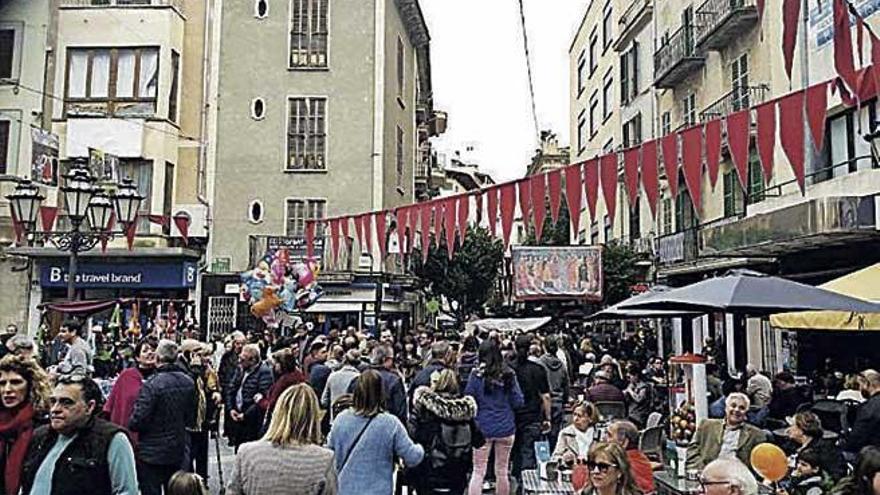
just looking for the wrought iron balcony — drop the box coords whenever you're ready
[699,84,769,122]
[695,0,760,51]
[654,25,706,88]
[615,0,653,51]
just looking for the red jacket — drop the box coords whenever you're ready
[259,369,307,412]
[627,448,655,494]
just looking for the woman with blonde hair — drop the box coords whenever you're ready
[580,442,642,495]
[0,354,50,495]
[552,401,600,466]
[227,383,337,495]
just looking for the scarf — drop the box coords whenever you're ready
[0,403,35,495]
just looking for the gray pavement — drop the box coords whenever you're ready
[207,433,236,494]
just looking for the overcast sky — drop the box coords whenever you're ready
[421,0,591,182]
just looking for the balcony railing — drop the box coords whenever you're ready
[60,0,183,9]
[700,84,769,122]
[655,227,699,265]
[695,0,759,51]
[615,0,653,51]
[654,25,706,88]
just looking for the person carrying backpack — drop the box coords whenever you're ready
[408,369,479,495]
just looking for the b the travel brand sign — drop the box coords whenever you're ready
[40,261,197,289]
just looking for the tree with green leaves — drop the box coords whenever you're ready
[601,241,647,306]
[412,226,505,326]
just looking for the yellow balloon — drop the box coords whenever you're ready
[750,443,788,482]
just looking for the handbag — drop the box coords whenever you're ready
[338,415,376,474]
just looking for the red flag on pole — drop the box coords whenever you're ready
[374,212,387,259]
[756,100,776,182]
[661,133,679,198]
[641,140,659,217]
[583,159,599,220]
[681,126,704,219]
[499,183,516,248]
[173,214,191,246]
[600,153,618,229]
[727,110,751,191]
[517,179,531,229]
[779,91,807,194]
[806,82,828,152]
[623,147,640,207]
[39,206,58,232]
[834,0,858,91]
[547,169,563,223]
[486,187,498,237]
[530,174,547,242]
[782,0,801,79]
[705,119,722,189]
[306,220,316,259]
[457,195,469,244]
[564,163,583,236]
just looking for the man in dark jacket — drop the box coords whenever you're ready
[844,368,880,457]
[539,335,569,451]
[307,340,332,399]
[512,334,551,493]
[225,343,273,450]
[21,375,137,495]
[129,339,196,495]
[349,343,408,424]
[409,340,452,404]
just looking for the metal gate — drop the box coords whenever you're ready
[207,296,237,340]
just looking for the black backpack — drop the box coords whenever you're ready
[429,420,473,472]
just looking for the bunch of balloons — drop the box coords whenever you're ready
[240,248,323,327]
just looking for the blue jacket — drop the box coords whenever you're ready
[348,366,408,425]
[464,368,524,439]
[129,364,196,465]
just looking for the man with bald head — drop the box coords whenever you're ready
[844,369,880,456]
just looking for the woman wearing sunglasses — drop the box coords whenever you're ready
[580,443,642,495]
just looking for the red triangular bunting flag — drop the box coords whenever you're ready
[419,204,432,262]
[641,140,659,217]
[600,153,618,229]
[147,214,169,227]
[353,215,365,252]
[705,119,722,189]
[444,199,457,259]
[340,217,350,255]
[374,212,388,259]
[125,222,137,250]
[661,133,679,198]
[681,126,703,219]
[306,220,316,259]
[395,209,407,254]
[330,218,341,265]
[173,214,190,246]
[530,174,547,242]
[499,183,516,248]
[564,164,583,236]
[406,206,417,254]
[856,15,865,66]
[430,201,441,239]
[756,101,776,181]
[834,0,858,91]
[106,211,116,234]
[517,179,531,229]
[547,169,563,223]
[486,187,498,237]
[623,147,640,207]
[779,91,807,194]
[806,82,828,152]
[583,159,599,220]
[727,110,751,191]
[100,234,109,253]
[757,0,765,23]
[39,206,58,232]
[362,215,372,257]
[872,34,880,100]
[782,0,801,80]
[457,195,469,244]
[9,209,22,244]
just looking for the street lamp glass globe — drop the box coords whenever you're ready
[6,180,44,230]
[113,177,143,225]
[61,166,95,222]
[87,189,115,232]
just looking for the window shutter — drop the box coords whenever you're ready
[632,42,639,99]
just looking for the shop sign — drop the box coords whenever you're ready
[511,246,603,301]
[40,261,197,289]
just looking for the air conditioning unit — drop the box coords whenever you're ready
[170,204,209,238]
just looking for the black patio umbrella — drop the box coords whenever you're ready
[616,270,880,315]
[587,286,701,320]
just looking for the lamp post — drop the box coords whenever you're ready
[6,159,144,300]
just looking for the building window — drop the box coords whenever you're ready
[287,97,327,171]
[623,113,642,148]
[747,149,765,204]
[0,27,19,81]
[589,92,598,137]
[589,30,598,74]
[396,126,404,189]
[602,2,613,50]
[603,138,614,153]
[603,214,612,243]
[675,186,695,232]
[577,51,586,96]
[661,111,671,135]
[116,159,153,233]
[0,120,8,174]
[723,169,743,217]
[248,199,264,224]
[577,111,587,154]
[620,42,639,105]
[629,197,641,240]
[168,50,180,122]
[602,71,613,120]
[661,197,673,235]
[731,53,750,111]
[290,0,328,69]
[251,97,266,120]
[255,0,269,18]
[285,198,326,237]
[590,220,599,245]
[65,47,159,117]
[397,37,405,100]
[682,93,696,127]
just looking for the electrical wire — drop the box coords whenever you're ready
[517,0,541,145]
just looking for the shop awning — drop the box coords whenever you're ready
[770,263,880,331]
[466,317,551,334]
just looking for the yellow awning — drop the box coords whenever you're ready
[770,263,880,331]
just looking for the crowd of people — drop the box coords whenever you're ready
[0,318,878,495]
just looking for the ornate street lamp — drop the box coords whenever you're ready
[61,164,95,226]
[87,188,115,232]
[113,177,143,226]
[7,180,44,232]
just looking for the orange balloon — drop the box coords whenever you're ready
[750,442,788,482]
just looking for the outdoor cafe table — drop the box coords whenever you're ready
[654,470,701,495]
[772,428,839,441]
[521,469,575,495]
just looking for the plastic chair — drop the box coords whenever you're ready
[646,411,662,429]
[639,426,665,461]
[595,401,627,420]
